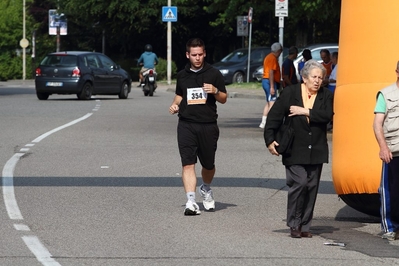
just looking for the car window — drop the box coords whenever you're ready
[222,50,248,63]
[86,54,100,68]
[40,55,77,66]
[251,50,267,63]
[98,55,116,70]
[311,49,322,61]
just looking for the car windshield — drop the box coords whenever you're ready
[221,50,248,63]
[40,55,78,67]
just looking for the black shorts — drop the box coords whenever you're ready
[177,120,219,170]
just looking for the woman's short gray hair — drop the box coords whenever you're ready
[300,59,326,78]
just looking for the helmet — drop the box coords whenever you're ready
[145,44,152,52]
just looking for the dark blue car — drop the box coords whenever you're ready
[35,51,132,100]
[212,47,271,84]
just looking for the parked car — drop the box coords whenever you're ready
[35,51,132,100]
[252,65,264,82]
[213,47,271,84]
[252,43,338,82]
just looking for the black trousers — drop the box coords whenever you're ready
[285,164,323,231]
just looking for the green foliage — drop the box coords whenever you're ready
[0,0,341,80]
[0,0,35,80]
[155,58,177,81]
[0,52,33,81]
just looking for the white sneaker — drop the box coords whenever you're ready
[199,185,215,211]
[184,201,201,216]
[382,231,397,240]
[259,122,265,129]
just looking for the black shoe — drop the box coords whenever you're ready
[290,226,302,238]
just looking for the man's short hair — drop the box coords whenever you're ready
[288,46,298,55]
[186,38,205,53]
[271,42,282,52]
[320,49,330,56]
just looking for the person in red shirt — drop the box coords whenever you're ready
[259,42,283,128]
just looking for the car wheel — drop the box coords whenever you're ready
[118,82,129,99]
[36,92,50,100]
[78,82,92,100]
[232,72,244,83]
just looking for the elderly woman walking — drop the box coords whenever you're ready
[264,60,333,238]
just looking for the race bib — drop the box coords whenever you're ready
[187,87,207,105]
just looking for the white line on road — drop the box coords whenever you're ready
[32,113,93,143]
[2,112,96,266]
[14,223,31,231]
[23,236,61,266]
[2,153,25,220]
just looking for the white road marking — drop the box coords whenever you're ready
[14,224,31,231]
[2,153,24,220]
[2,112,98,266]
[22,236,61,266]
[32,113,93,143]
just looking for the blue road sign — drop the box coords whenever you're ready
[162,6,178,22]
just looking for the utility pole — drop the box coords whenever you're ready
[20,0,29,80]
[167,0,172,85]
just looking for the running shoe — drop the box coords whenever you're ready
[381,231,397,241]
[199,185,215,211]
[184,201,201,216]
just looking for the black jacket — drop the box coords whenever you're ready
[264,84,333,166]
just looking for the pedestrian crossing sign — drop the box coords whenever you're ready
[162,6,178,22]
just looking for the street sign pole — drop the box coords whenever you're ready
[275,0,288,68]
[163,2,177,85]
[278,17,284,67]
[246,7,253,83]
[167,0,171,85]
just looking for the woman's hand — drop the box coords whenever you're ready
[289,105,309,117]
[267,141,280,156]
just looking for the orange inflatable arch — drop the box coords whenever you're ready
[332,0,399,216]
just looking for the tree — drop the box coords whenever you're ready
[0,0,341,79]
[0,0,35,80]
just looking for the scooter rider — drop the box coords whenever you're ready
[137,44,159,87]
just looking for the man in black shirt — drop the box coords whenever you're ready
[169,38,227,215]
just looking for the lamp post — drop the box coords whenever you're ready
[20,0,29,80]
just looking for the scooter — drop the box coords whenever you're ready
[142,69,157,97]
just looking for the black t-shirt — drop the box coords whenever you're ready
[282,58,298,87]
[175,62,226,123]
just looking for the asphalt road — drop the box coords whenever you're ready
[0,80,398,266]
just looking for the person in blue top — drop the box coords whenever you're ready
[137,44,159,86]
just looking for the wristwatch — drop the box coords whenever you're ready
[215,88,219,95]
